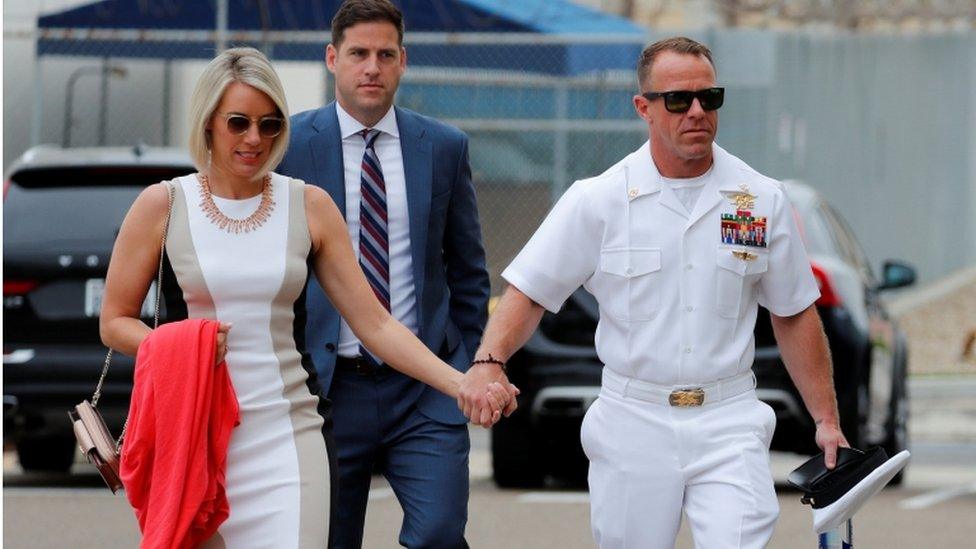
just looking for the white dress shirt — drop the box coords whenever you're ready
[335,102,418,357]
[502,142,819,385]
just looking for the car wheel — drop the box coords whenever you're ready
[547,435,589,487]
[491,407,545,488]
[16,434,76,473]
[882,346,909,486]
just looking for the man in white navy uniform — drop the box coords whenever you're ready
[460,37,849,548]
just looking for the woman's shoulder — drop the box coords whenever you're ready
[293,181,342,251]
[291,180,330,204]
[133,179,180,215]
[271,172,316,194]
[119,177,184,241]
[266,173,334,214]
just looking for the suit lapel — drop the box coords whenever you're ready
[396,107,432,323]
[308,103,346,213]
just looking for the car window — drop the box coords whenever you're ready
[792,201,838,257]
[4,166,191,247]
[818,202,877,284]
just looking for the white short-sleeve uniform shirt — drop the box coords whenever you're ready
[503,142,819,386]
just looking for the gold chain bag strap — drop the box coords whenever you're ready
[68,181,174,493]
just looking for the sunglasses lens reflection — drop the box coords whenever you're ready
[258,118,283,138]
[226,115,251,134]
[663,88,724,113]
[225,115,282,137]
[699,88,724,111]
[665,92,692,113]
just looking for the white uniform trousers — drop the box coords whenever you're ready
[580,368,779,549]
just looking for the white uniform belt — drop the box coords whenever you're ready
[602,368,757,407]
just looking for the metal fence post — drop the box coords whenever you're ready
[553,81,569,202]
[216,0,228,53]
[99,57,109,146]
[162,60,172,146]
[31,55,43,147]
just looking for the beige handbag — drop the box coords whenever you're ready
[69,395,124,492]
[68,181,174,493]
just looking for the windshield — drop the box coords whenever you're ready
[791,200,837,257]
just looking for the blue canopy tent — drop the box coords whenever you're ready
[34,0,649,191]
[37,0,646,75]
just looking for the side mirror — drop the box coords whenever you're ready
[878,260,916,290]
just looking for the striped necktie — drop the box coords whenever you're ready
[358,129,389,365]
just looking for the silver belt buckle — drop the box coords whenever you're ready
[668,388,705,407]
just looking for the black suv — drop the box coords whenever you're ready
[3,145,193,472]
[491,180,916,488]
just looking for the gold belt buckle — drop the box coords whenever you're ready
[669,388,705,407]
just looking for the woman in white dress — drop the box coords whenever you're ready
[100,47,510,548]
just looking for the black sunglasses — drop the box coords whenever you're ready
[642,87,725,113]
[217,112,284,138]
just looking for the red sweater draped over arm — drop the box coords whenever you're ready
[120,318,239,549]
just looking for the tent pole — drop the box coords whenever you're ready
[99,57,109,146]
[31,56,43,147]
[162,60,172,146]
[552,82,569,201]
[217,0,229,52]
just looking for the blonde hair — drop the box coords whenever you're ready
[187,47,290,179]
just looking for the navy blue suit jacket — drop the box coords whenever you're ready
[278,103,490,425]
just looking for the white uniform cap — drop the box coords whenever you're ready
[811,450,910,534]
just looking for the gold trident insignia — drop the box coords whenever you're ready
[728,184,757,210]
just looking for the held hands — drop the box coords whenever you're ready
[815,418,850,469]
[457,362,520,428]
[215,322,232,367]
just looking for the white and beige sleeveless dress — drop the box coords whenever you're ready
[160,172,334,548]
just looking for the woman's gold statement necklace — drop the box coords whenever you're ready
[198,174,275,234]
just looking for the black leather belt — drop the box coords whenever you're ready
[335,356,392,377]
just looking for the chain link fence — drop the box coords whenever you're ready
[12,27,976,289]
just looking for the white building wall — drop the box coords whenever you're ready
[4,1,326,172]
[4,1,91,172]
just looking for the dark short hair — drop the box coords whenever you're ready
[637,37,714,90]
[331,0,404,47]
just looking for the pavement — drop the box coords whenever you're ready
[5,271,975,547]
[4,377,975,548]
[889,266,976,376]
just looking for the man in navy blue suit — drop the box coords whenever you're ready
[278,1,514,547]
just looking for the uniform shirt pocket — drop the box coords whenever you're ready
[598,247,662,321]
[715,248,769,318]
